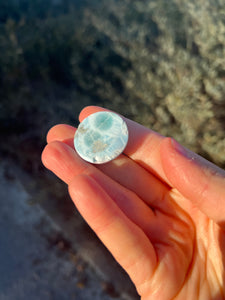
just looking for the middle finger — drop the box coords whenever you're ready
[46,124,169,211]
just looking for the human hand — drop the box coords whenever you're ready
[42,106,225,300]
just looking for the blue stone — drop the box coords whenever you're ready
[74,111,129,164]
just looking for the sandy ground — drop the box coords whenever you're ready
[0,161,138,300]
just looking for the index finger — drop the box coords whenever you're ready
[79,106,167,184]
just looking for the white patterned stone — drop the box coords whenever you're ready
[74,111,128,164]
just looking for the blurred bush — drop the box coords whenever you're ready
[88,0,225,165]
[0,0,224,168]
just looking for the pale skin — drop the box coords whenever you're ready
[42,106,225,300]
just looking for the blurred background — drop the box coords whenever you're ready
[0,0,224,299]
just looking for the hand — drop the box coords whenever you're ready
[42,106,225,300]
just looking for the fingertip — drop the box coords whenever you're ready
[41,144,48,167]
[46,124,64,143]
[79,106,109,122]
[41,140,63,169]
[41,141,78,183]
[46,124,58,143]
[46,124,76,143]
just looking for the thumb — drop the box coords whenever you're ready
[160,138,225,227]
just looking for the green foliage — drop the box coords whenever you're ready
[88,0,225,165]
[0,0,224,168]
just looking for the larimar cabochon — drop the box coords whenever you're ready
[74,111,129,164]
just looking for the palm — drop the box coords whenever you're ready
[96,162,224,300]
[142,188,224,300]
[42,106,225,300]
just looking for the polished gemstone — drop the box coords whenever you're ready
[74,111,129,164]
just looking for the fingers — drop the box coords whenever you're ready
[45,124,169,211]
[68,174,157,294]
[160,137,225,227]
[47,124,76,143]
[96,156,168,210]
[79,106,169,184]
[42,141,86,184]
[47,124,76,148]
[41,141,159,238]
